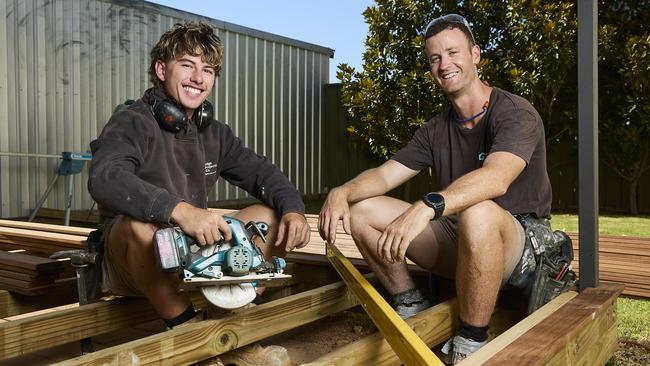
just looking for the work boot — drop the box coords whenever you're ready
[440,335,487,365]
[220,344,291,366]
[393,288,432,319]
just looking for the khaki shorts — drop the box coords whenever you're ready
[101,215,144,297]
[429,212,525,287]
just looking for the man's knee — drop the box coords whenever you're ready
[457,200,504,250]
[235,204,279,228]
[349,198,380,237]
[110,216,158,248]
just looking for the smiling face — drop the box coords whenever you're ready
[155,53,216,118]
[425,27,480,97]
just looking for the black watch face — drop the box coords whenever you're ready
[426,192,442,206]
[425,192,444,218]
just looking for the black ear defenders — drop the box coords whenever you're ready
[151,98,214,132]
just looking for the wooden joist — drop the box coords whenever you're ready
[0,292,209,360]
[0,278,78,318]
[51,277,364,366]
[303,296,458,365]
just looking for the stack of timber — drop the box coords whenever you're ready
[0,220,88,295]
[0,220,88,256]
[569,233,650,298]
[0,251,65,295]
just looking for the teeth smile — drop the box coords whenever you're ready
[183,86,202,95]
[442,72,458,80]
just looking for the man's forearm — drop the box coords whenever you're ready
[439,153,524,216]
[337,167,391,204]
[339,160,419,204]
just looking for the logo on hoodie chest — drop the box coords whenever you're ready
[205,162,218,176]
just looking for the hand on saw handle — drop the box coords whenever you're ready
[170,202,232,246]
[378,200,435,263]
[275,212,311,252]
[318,187,352,244]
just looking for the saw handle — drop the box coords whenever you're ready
[245,221,269,243]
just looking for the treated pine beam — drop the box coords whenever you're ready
[303,298,458,366]
[325,242,444,366]
[53,278,364,366]
[0,293,209,360]
[0,278,78,318]
[475,283,623,365]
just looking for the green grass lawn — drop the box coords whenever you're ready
[550,214,650,237]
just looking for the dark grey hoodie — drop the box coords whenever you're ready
[88,86,304,223]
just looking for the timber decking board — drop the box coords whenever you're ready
[0,220,92,236]
[0,227,86,246]
[0,251,63,272]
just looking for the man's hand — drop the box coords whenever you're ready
[170,202,232,246]
[318,187,352,244]
[274,212,310,252]
[377,201,435,263]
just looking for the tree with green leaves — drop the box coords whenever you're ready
[495,1,577,151]
[339,0,576,160]
[599,3,650,214]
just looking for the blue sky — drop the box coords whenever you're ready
[147,0,375,82]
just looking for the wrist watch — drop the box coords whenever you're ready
[422,192,445,220]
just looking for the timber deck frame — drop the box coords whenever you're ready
[0,211,626,365]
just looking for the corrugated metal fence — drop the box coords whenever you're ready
[0,0,332,218]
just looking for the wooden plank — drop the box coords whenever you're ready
[325,242,444,366]
[0,227,86,246]
[478,283,623,365]
[0,292,209,360]
[459,291,578,365]
[546,301,618,366]
[0,219,92,236]
[0,251,63,272]
[303,299,458,366]
[0,278,78,317]
[52,278,363,366]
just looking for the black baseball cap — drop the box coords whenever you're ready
[424,14,476,44]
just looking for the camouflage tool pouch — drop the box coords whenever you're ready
[510,214,578,314]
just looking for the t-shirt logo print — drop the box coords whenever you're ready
[478,152,486,161]
[205,162,217,176]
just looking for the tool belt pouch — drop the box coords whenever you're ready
[526,254,576,314]
[85,227,105,300]
[510,215,577,314]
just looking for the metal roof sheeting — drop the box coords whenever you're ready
[0,0,331,218]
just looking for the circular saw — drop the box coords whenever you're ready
[153,216,291,309]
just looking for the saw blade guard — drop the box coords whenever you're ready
[201,283,257,309]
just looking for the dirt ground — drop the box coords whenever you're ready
[260,308,378,364]
[613,338,650,366]
[200,309,649,366]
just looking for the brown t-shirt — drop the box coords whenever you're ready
[392,87,551,218]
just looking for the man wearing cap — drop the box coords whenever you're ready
[318,14,553,363]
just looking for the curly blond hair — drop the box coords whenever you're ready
[149,21,224,86]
